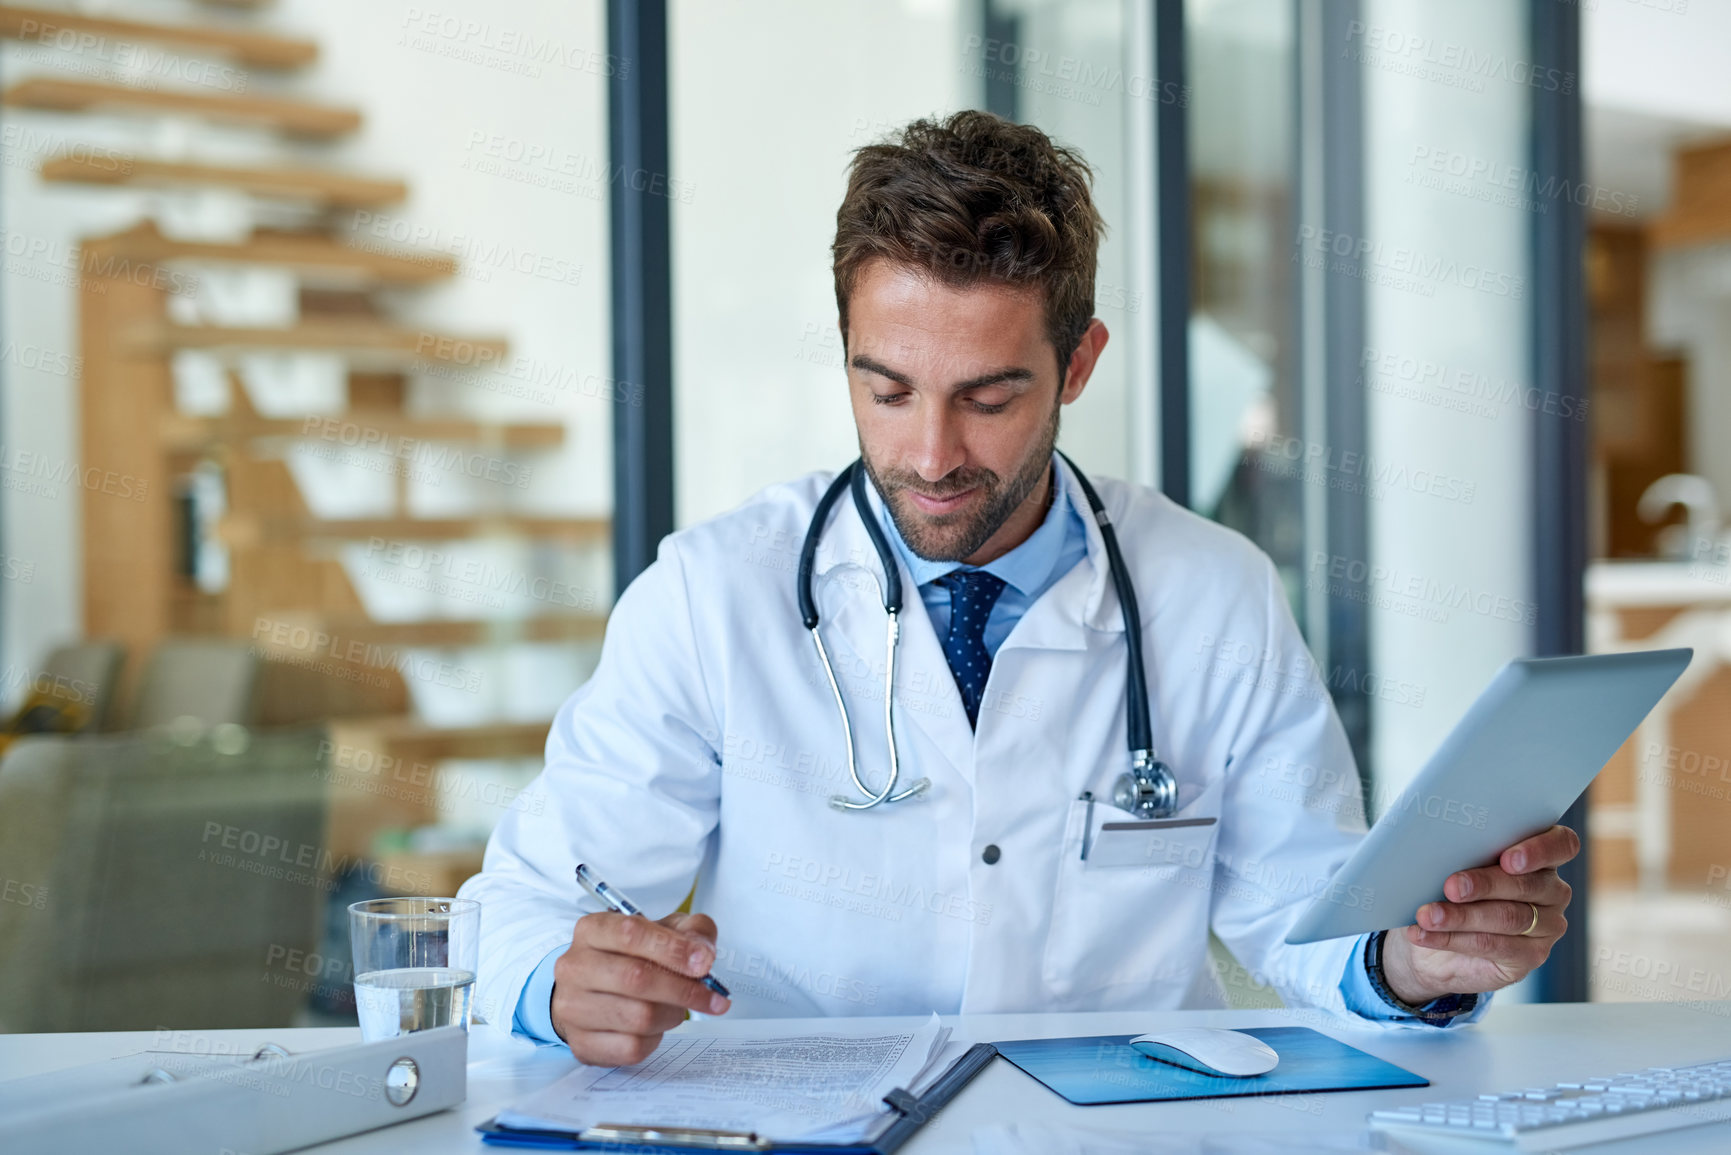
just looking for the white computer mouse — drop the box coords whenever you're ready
[1128,1028,1280,1077]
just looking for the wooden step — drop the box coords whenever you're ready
[300,288,380,318]
[1652,137,1731,248]
[325,715,553,765]
[0,5,318,69]
[83,221,456,285]
[321,715,556,861]
[45,152,405,207]
[221,514,612,546]
[161,412,567,452]
[349,372,408,409]
[279,615,609,648]
[125,319,508,366]
[3,76,360,137]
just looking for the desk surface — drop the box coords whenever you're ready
[4,1002,1729,1153]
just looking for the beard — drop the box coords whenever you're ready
[862,407,1060,563]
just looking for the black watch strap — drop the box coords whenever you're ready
[1364,930,1480,1025]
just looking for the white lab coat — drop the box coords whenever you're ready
[461,458,1375,1030]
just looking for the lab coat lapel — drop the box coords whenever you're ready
[995,454,1125,655]
[810,484,976,787]
[976,458,1128,807]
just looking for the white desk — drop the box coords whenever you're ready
[4,1002,1728,1152]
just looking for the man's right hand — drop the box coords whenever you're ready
[550,910,730,1065]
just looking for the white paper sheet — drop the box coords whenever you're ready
[793,1030,963,1145]
[498,1014,946,1142]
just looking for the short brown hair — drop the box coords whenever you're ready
[832,110,1106,374]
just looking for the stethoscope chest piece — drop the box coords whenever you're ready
[1112,750,1179,819]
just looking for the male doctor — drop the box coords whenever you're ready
[460,111,1578,1065]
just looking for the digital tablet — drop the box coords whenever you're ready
[1284,648,1692,945]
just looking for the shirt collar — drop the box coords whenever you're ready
[873,455,1072,595]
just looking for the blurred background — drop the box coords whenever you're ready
[0,0,1727,1032]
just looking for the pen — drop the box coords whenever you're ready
[575,863,731,999]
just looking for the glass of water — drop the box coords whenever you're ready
[348,897,480,1042]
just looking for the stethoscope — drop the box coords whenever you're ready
[796,452,1179,818]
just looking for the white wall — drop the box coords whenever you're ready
[1583,0,1731,126]
[668,0,972,528]
[1584,2,1731,218]
[1360,0,1534,794]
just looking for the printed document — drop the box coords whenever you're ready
[497,1014,948,1142]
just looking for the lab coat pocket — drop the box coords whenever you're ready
[1041,779,1223,999]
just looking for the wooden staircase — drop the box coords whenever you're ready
[5,1,593,859]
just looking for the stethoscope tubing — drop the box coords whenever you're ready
[798,455,1163,813]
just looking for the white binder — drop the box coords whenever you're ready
[0,1025,467,1155]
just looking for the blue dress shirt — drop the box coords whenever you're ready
[874,458,1090,660]
[509,458,1461,1041]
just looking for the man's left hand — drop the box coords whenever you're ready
[1380,824,1581,1006]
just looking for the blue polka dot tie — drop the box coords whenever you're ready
[939,570,1007,729]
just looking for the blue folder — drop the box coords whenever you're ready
[992,1026,1427,1105]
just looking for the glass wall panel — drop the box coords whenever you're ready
[0,0,610,1030]
[1580,1,1731,1005]
[1358,0,1534,799]
[1184,0,1301,611]
[999,0,1157,486]
[1180,0,1541,816]
[671,0,1160,525]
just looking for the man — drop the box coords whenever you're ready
[460,111,1576,1065]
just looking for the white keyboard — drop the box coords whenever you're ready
[1368,1057,1731,1150]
